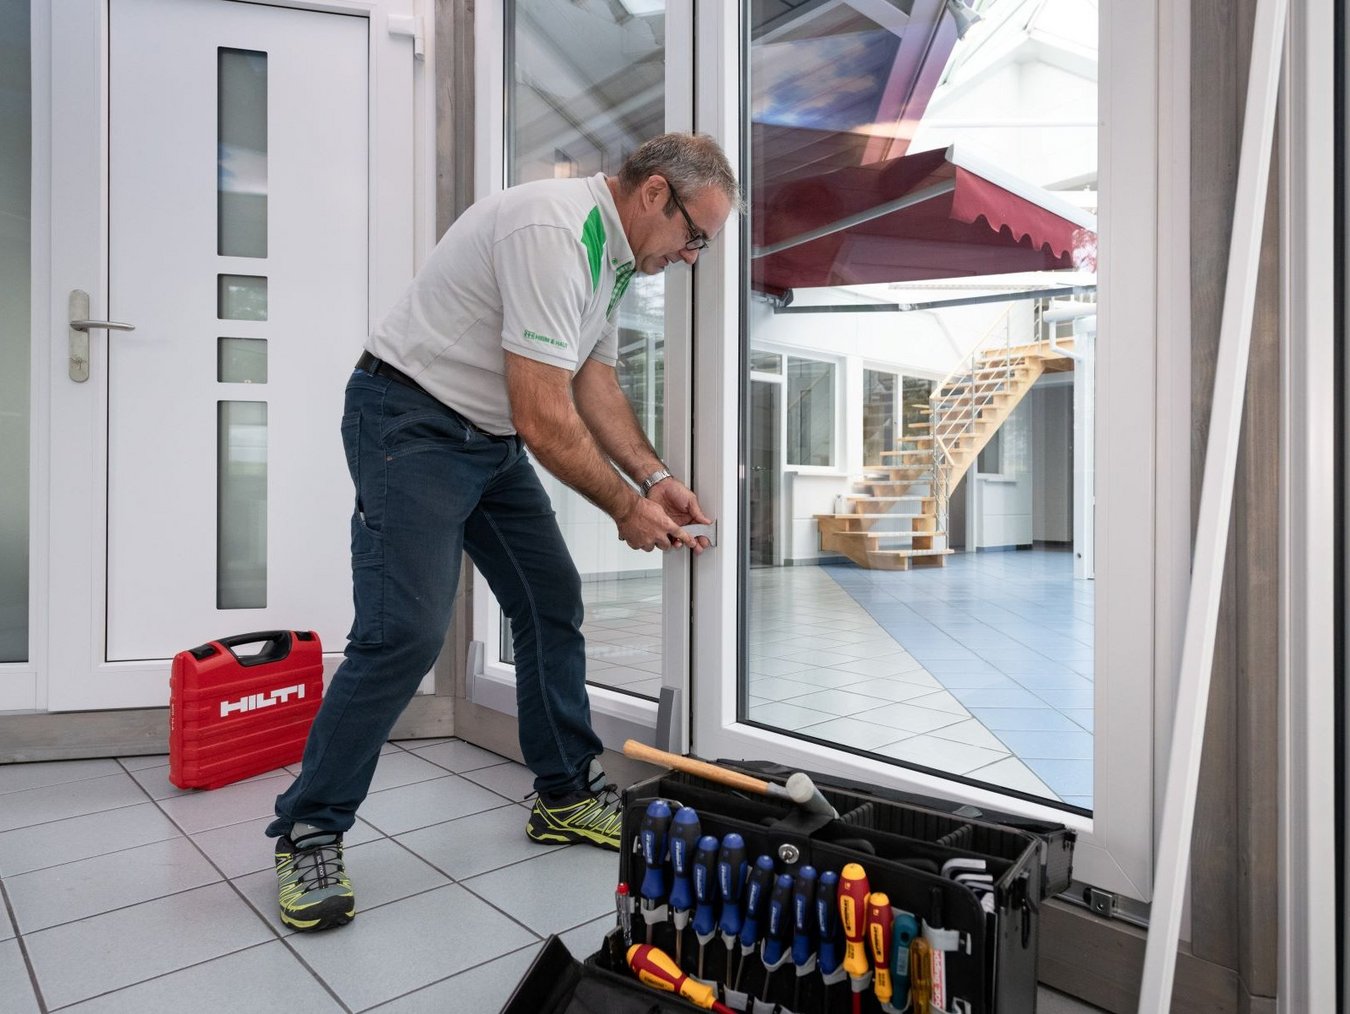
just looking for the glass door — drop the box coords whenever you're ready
[693,0,1171,905]
[469,0,696,749]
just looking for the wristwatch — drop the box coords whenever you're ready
[639,469,673,497]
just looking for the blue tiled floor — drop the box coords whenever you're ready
[824,549,1094,808]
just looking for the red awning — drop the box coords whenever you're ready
[751,145,1097,296]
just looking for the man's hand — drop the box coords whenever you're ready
[615,494,699,553]
[645,479,714,554]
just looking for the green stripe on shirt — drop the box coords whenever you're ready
[580,207,605,291]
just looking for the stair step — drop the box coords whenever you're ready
[842,495,933,502]
[820,529,947,540]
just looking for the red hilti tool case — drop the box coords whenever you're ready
[169,630,323,790]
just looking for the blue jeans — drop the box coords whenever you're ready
[268,369,604,837]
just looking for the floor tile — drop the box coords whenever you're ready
[154,773,294,835]
[949,687,1049,709]
[968,708,1083,733]
[408,739,513,774]
[394,803,556,881]
[125,762,207,800]
[1060,796,1094,810]
[0,802,181,877]
[905,690,970,716]
[370,945,540,1013]
[463,844,619,938]
[0,899,12,940]
[795,717,913,751]
[873,735,1009,775]
[853,701,966,736]
[928,719,1015,753]
[1008,672,1094,692]
[366,751,460,794]
[816,677,941,704]
[1063,709,1094,732]
[284,885,537,1011]
[6,836,222,934]
[23,882,274,1009]
[996,730,1094,761]
[777,688,895,719]
[1031,687,1095,710]
[0,759,124,794]
[742,675,818,702]
[747,657,817,678]
[965,756,1059,798]
[0,773,148,834]
[1023,759,1094,798]
[116,754,172,772]
[60,940,342,1014]
[744,700,840,732]
[0,938,39,1014]
[357,775,508,836]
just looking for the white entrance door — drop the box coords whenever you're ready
[46,0,369,708]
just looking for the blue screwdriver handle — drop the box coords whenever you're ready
[816,870,842,975]
[791,865,818,968]
[716,833,748,939]
[692,834,720,938]
[739,855,776,950]
[762,873,794,965]
[668,807,701,917]
[638,800,672,906]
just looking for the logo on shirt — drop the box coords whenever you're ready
[523,329,567,349]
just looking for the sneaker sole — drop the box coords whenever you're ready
[526,824,619,850]
[281,906,355,932]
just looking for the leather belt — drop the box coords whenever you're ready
[356,351,430,397]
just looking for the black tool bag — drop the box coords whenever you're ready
[503,761,1074,1014]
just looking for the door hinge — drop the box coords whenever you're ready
[387,14,425,60]
[1084,886,1115,918]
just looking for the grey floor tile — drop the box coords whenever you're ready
[154,773,294,834]
[1063,708,1094,732]
[0,938,40,1014]
[0,773,148,834]
[0,802,181,877]
[969,707,1082,733]
[854,701,966,736]
[124,762,202,800]
[1024,758,1094,797]
[745,699,843,731]
[460,761,536,802]
[964,756,1058,798]
[1032,687,1095,710]
[358,775,508,836]
[796,717,913,752]
[116,754,171,772]
[285,884,537,1011]
[191,815,383,880]
[464,844,618,938]
[0,759,124,794]
[6,836,223,933]
[0,900,12,940]
[60,940,342,1014]
[873,735,1009,775]
[365,750,459,794]
[997,729,1094,761]
[928,718,1017,752]
[949,687,1049,709]
[369,945,539,1014]
[395,804,550,881]
[403,739,512,775]
[23,882,274,1009]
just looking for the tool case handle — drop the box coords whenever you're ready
[188,630,314,666]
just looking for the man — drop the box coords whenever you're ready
[267,132,739,932]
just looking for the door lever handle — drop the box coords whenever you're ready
[68,289,136,383]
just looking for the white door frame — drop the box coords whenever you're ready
[32,0,433,712]
[689,0,1185,904]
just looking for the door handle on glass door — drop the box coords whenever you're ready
[68,289,136,383]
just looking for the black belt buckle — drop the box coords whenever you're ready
[356,351,427,397]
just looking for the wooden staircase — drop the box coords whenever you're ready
[815,337,1074,570]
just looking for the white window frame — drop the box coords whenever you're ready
[21,0,432,713]
[689,0,1185,903]
[467,0,698,751]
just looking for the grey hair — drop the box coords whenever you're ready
[618,132,743,213]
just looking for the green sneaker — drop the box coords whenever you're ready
[526,767,622,851]
[274,824,354,931]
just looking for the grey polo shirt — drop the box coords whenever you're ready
[368,173,636,435]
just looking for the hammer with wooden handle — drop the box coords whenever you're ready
[623,740,838,818]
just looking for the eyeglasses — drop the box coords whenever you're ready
[666,183,710,251]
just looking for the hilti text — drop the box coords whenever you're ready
[220,684,306,718]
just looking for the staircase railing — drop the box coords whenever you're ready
[928,306,1017,536]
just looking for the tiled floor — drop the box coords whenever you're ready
[0,750,1105,1013]
[583,550,1094,810]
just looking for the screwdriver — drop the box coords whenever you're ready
[668,807,702,967]
[838,862,873,1014]
[909,936,933,1013]
[734,854,776,991]
[692,834,721,979]
[760,872,794,1002]
[890,910,919,1007]
[867,891,895,1010]
[639,800,673,944]
[716,833,747,985]
[626,944,737,1014]
[816,870,847,1014]
[790,865,818,1011]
